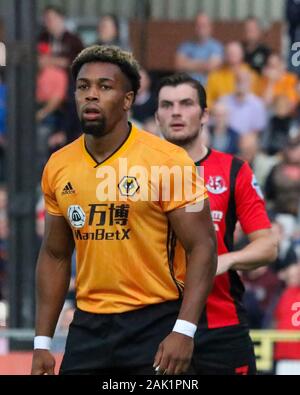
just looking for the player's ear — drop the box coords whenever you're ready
[124,91,134,111]
[200,108,209,125]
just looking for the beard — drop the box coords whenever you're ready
[80,116,107,138]
[164,129,199,147]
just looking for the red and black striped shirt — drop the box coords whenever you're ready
[175,149,271,329]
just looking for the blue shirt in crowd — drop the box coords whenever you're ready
[177,38,223,85]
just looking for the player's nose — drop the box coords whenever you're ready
[86,85,100,101]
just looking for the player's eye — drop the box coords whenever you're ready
[161,102,172,108]
[77,84,88,90]
[182,100,194,106]
[100,85,112,91]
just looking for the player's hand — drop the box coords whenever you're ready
[216,253,235,275]
[31,349,56,375]
[153,332,194,375]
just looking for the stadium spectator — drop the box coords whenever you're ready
[156,73,278,374]
[208,102,239,154]
[38,5,84,146]
[265,134,300,217]
[218,69,267,135]
[38,5,84,70]
[271,216,298,275]
[238,132,279,189]
[242,214,295,329]
[242,266,281,328]
[95,14,130,51]
[258,53,300,111]
[206,41,260,107]
[131,68,156,123]
[36,42,68,169]
[263,95,299,155]
[273,257,300,372]
[36,42,67,124]
[31,46,217,375]
[243,16,271,74]
[175,12,223,85]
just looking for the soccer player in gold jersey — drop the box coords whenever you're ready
[31,45,217,375]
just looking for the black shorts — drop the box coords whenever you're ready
[59,300,182,375]
[192,324,257,375]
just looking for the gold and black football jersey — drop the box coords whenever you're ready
[42,123,207,313]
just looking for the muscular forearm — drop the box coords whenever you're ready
[230,235,278,271]
[35,248,71,337]
[177,239,217,324]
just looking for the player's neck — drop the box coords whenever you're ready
[182,135,208,163]
[84,120,130,163]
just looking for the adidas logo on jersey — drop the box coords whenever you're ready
[62,182,75,195]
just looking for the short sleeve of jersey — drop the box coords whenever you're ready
[235,161,271,234]
[41,160,62,216]
[160,148,208,213]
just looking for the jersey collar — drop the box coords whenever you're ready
[81,122,137,168]
[195,148,212,166]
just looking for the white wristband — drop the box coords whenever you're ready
[34,336,52,350]
[172,319,197,338]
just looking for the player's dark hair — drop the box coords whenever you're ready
[71,45,141,99]
[156,73,207,110]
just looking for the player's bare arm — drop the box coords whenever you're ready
[31,214,74,375]
[154,199,217,374]
[217,228,278,275]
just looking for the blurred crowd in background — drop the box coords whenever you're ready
[0,1,300,366]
